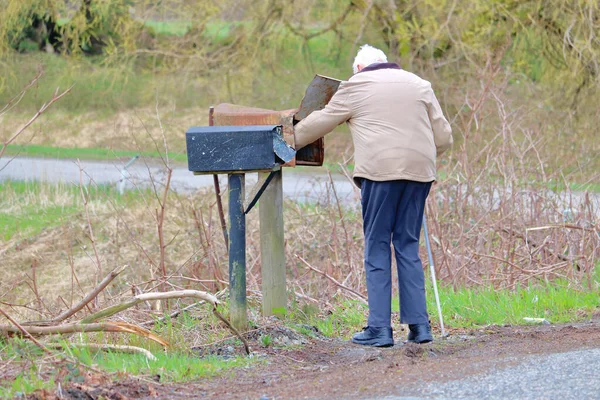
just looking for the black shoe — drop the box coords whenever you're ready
[352,326,394,347]
[407,323,433,344]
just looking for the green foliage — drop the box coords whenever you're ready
[0,337,55,399]
[287,298,367,338]
[64,0,140,55]
[75,348,253,382]
[0,0,59,53]
[0,336,254,398]
[0,370,55,399]
[144,20,191,37]
[260,334,273,347]
[0,180,133,240]
[426,279,600,328]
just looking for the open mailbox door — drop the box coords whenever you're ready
[293,75,341,166]
[295,75,342,121]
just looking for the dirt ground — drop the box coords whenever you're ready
[28,315,600,400]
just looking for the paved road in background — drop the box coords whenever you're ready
[2,156,599,213]
[381,347,600,400]
[0,156,360,205]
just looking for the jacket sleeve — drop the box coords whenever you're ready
[293,82,352,150]
[426,87,453,156]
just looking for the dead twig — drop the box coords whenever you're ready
[0,85,73,164]
[42,265,128,324]
[80,290,219,323]
[78,159,104,293]
[212,305,250,355]
[0,306,52,355]
[295,254,367,303]
[139,287,227,327]
[47,343,157,361]
[0,321,169,347]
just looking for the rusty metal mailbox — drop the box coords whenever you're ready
[210,74,341,167]
[186,125,295,173]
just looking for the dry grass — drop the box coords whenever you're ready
[0,107,208,156]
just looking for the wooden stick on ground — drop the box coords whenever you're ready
[0,307,52,355]
[212,306,250,355]
[47,343,157,361]
[46,265,128,324]
[0,321,169,347]
[80,290,219,323]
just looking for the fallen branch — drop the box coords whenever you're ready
[212,305,250,355]
[0,321,169,347]
[80,290,219,323]
[47,343,157,361]
[0,306,52,355]
[139,301,205,328]
[43,265,128,324]
[294,254,367,303]
[139,288,228,328]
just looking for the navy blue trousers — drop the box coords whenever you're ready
[361,179,432,327]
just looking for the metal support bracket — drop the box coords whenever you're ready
[244,169,278,214]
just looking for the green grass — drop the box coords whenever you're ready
[287,299,368,338]
[295,276,600,337]
[0,180,142,240]
[0,338,55,399]
[0,204,79,241]
[0,53,216,113]
[0,336,254,398]
[0,180,77,240]
[0,369,55,399]
[73,348,253,381]
[4,144,187,164]
[425,279,600,328]
[546,180,600,194]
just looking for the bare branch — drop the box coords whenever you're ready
[47,343,157,361]
[44,265,128,324]
[80,290,219,323]
[0,306,52,355]
[0,85,73,163]
[0,321,169,347]
[295,254,367,303]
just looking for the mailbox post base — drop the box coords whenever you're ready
[228,173,247,331]
[259,170,286,317]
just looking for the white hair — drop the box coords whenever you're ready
[352,44,388,74]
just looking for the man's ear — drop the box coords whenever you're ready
[356,64,364,72]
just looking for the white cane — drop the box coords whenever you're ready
[423,214,446,337]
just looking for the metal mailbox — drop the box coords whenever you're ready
[209,74,341,167]
[186,125,295,173]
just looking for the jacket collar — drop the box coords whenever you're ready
[359,62,402,73]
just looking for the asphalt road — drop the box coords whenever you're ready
[0,156,360,205]
[383,347,600,400]
[2,156,598,213]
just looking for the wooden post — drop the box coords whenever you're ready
[228,173,247,331]
[259,169,286,317]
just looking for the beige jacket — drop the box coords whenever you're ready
[294,63,452,187]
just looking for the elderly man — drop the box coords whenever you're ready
[294,44,452,347]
